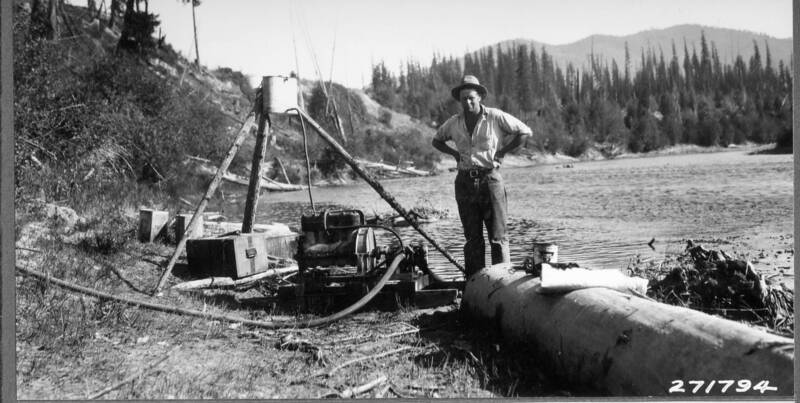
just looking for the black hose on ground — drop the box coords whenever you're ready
[16,253,405,330]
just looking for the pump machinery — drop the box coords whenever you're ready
[284,209,445,310]
[180,78,462,311]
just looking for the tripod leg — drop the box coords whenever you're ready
[241,111,270,233]
[152,110,257,295]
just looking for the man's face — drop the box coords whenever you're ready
[459,89,482,115]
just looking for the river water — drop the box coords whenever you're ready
[225,150,793,281]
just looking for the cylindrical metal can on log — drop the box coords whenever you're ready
[532,242,558,265]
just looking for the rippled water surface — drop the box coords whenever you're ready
[223,150,793,280]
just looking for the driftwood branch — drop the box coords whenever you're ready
[185,155,212,164]
[355,158,431,177]
[324,374,387,398]
[86,347,177,399]
[374,383,391,398]
[170,265,298,291]
[320,327,419,346]
[20,137,58,160]
[321,346,414,377]
[273,157,292,184]
[388,384,418,398]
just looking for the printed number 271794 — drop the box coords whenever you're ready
[669,380,777,394]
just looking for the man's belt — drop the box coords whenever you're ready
[460,168,493,178]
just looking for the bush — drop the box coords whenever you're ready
[316,146,348,177]
[118,9,160,54]
[378,108,393,125]
[14,6,231,203]
[77,217,132,255]
[214,67,256,102]
[696,98,722,146]
[564,133,591,157]
[775,120,792,149]
[629,110,662,153]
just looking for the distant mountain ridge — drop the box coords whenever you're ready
[492,24,792,71]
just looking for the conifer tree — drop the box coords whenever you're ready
[699,31,712,91]
[669,41,682,90]
[683,40,694,91]
[516,44,535,112]
[622,42,631,99]
[529,47,540,103]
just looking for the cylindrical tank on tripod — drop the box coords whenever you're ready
[262,75,299,114]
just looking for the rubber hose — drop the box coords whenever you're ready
[292,108,316,214]
[333,224,446,284]
[368,224,447,284]
[17,253,404,330]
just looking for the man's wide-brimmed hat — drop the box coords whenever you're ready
[451,75,488,100]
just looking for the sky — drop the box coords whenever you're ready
[141,0,793,89]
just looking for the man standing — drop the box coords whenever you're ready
[432,75,532,277]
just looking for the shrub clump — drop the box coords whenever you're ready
[631,241,794,336]
[14,5,233,205]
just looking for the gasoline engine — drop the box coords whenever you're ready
[289,209,433,310]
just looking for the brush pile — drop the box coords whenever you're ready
[646,240,793,335]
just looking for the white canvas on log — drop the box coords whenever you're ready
[539,264,648,294]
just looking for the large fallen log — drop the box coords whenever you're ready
[462,263,794,396]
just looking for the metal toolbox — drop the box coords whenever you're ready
[186,233,296,279]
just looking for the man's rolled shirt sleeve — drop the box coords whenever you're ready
[434,117,455,142]
[496,110,533,138]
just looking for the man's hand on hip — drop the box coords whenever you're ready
[493,152,504,169]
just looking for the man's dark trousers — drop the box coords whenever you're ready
[454,169,510,277]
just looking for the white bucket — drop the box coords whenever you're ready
[532,242,558,265]
[262,76,299,114]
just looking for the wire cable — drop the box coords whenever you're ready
[288,108,316,214]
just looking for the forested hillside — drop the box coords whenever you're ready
[13,0,441,209]
[370,30,793,156]
[497,25,792,75]
[13,0,260,205]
